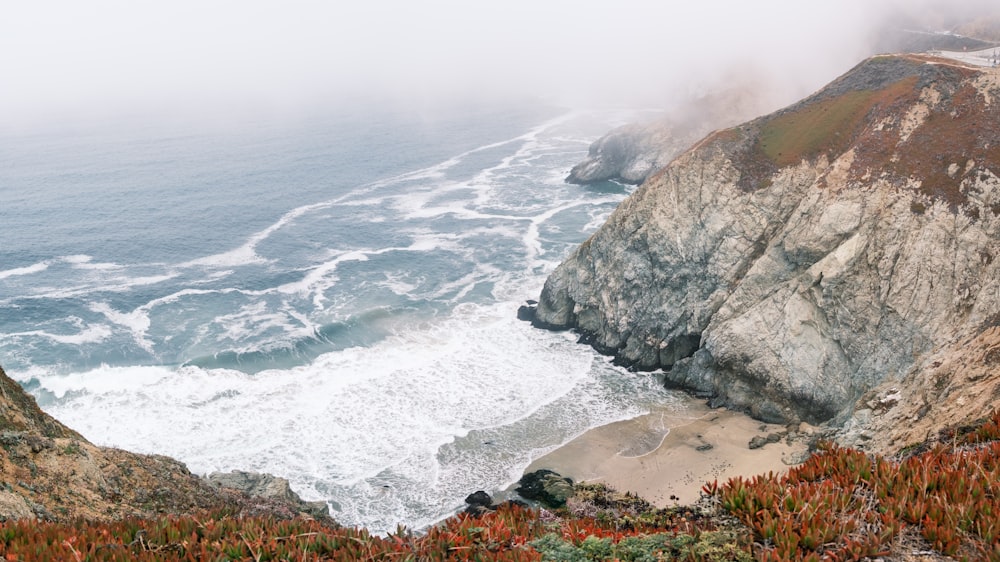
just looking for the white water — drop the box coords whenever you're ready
[0,104,681,532]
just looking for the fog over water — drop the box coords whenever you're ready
[5,0,996,130]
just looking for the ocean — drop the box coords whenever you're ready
[0,102,681,533]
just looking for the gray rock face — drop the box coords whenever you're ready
[0,491,33,521]
[537,55,1000,425]
[566,123,692,185]
[206,470,329,518]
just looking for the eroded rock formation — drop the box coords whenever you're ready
[537,55,1000,427]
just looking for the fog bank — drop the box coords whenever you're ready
[2,0,997,129]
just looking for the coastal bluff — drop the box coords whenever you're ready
[0,365,328,523]
[536,54,1000,431]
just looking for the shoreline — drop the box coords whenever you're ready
[524,397,813,506]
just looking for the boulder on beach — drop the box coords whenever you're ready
[516,469,574,508]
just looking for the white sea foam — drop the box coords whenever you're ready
[1,324,113,346]
[174,113,579,276]
[276,249,400,309]
[89,302,154,352]
[180,199,346,270]
[28,364,175,400]
[520,197,619,265]
[214,301,317,345]
[0,261,49,280]
[26,300,674,532]
[7,266,180,303]
[6,108,669,534]
[378,273,418,296]
[179,243,268,269]
[56,255,120,272]
[63,255,124,271]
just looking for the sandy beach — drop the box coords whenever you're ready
[526,398,812,507]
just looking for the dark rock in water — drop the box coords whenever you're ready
[516,304,536,322]
[516,469,574,508]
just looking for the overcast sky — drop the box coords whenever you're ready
[0,1,993,128]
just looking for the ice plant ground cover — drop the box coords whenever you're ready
[3,410,1000,561]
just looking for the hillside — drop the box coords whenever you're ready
[0,365,325,522]
[567,16,1000,189]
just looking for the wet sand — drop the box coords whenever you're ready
[525,399,811,506]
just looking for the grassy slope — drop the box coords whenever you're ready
[726,54,1000,218]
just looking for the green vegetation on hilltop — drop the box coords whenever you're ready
[759,89,879,169]
[757,75,917,169]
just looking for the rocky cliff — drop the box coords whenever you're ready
[0,365,328,523]
[536,54,1000,428]
[565,120,685,185]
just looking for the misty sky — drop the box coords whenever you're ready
[0,0,990,128]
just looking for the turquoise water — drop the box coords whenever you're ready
[0,103,681,532]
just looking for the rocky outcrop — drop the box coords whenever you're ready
[0,365,330,523]
[566,122,694,185]
[838,323,1000,453]
[567,80,782,185]
[207,470,330,519]
[536,55,1000,426]
[516,469,575,508]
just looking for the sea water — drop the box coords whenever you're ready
[0,103,681,533]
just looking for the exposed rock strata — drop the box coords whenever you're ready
[537,55,1000,426]
[0,365,330,523]
[839,324,1000,453]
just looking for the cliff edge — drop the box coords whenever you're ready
[536,54,1000,428]
[0,365,329,523]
